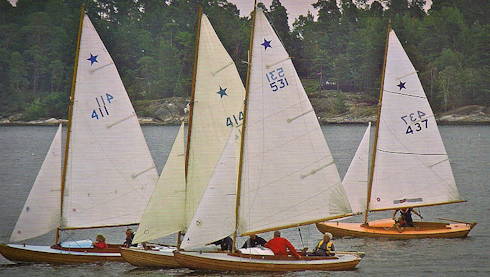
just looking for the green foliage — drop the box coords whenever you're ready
[1,0,489,120]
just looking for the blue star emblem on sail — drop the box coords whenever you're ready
[397,81,406,90]
[261,38,272,50]
[217,86,228,98]
[87,53,98,65]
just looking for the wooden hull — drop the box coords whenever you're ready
[316,219,477,239]
[119,247,181,268]
[0,243,124,263]
[173,251,363,272]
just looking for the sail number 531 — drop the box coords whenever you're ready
[401,111,429,134]
[265,67,288,92]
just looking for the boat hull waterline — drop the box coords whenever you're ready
[173,251,363,272]
[119,247,180,268]
[0,244,124,263]
[316,219,477,239]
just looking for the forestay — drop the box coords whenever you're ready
[62,15,158,228]
[238,10,351,235]
[370,30,461,211]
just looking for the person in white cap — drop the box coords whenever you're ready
[313,232,335,256]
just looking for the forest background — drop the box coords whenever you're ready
[0,0,489,122]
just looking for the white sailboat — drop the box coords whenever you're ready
[316,26,477,239]
[0,8,159,263]
[174,6,363,272]
[119,8,246,267]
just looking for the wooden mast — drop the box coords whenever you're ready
[232,0,257,253]
[56,4,84,245]
[179,3,203,249]
[363,21,391,225]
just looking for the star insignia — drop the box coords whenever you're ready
[87,53,98,65]
[217,86,228,98]
[397,81,406,90]
[261,38,272,50]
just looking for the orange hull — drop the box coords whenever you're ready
[174,251,363,272]
[316,219,477,239]
[119,247,181,268]
[0,244,124,264]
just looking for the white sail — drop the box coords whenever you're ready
[181,129,238,250]
[185,13,245,223]
[62,15,158,228]
[10,124,63,242]
[133,123,186,244]
[369,30,461,211]
[237,10,351,235]
[343,122,371,215]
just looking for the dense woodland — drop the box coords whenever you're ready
[0,0,489,120]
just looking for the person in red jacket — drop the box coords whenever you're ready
[264,230,301,258]
[93,234,108,249]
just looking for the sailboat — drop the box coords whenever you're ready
[0,7,159,263]
[173,6,363,272]
[316,26,477,239]
[119,7,246,267]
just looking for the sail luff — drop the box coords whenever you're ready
[364,22,391,224]
[56,5,85,244]
[233,0,257,253]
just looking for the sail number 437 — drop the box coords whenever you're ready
[401,111,428,134]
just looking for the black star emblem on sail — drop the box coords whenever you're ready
[87,53,98,65]
[397,81,406,90]
[217,86,228,98]
[261,38,272,50]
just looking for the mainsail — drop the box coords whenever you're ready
[62,15,159,229]
[369,30,461,212]
[237,10,351,235]
[10,124,63,242]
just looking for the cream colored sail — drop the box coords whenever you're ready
[62,15,158,228]
[181,129,238,250]
[133,123,186,244]
[185,13,245,223]
[10,124,63,242]
[369,30,461,211]
[237,9,351,235]
[343,122,370,215]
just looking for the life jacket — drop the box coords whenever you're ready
[315,240,333,255]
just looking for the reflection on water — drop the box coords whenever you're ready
[0,125,489,276]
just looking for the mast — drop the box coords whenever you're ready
[178,3,202,249]
[363,21,391,225]
[56,4,84,245]
[185,3,202,180]
[232,0,257,253]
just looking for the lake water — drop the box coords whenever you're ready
[0,124,489,276]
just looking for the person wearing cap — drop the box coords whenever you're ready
[313,232,335,256]
[264,230,301,258]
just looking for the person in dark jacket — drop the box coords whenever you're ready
[313,232,335,256]
[241,234,267,248]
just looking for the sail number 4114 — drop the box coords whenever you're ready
[401,111,428,134]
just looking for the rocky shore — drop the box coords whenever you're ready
[1,95,489,126]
